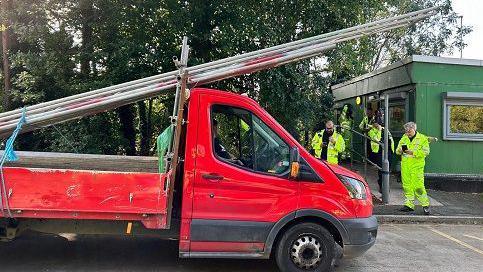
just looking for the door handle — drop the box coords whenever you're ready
[202,173,224,181]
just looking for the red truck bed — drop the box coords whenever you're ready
[0,152,168,229]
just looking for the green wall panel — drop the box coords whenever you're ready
[415,83,483,175]
[412,62,483,85]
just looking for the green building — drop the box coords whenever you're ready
[332,55,483,189]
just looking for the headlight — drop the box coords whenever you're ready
[338,175,367,199]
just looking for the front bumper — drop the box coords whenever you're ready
[340,216,378,258]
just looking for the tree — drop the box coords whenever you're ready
[1,0,11,111]
[0,0,471,154]
[327,0,472,83]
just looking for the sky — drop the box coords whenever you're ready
[443,0,483,60]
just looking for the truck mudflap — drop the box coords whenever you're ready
[339,216,378,258]
[0,167,169,229]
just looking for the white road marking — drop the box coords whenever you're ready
[463,234,483,242]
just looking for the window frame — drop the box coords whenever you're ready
[210,104,292,178]
[442,92,483,141]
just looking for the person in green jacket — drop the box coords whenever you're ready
[338,104,353,160]
[311,120,345,164]
[396,122,431,215]
[359,107,375,132]
[368,121,395,193]
[359,107,375,162]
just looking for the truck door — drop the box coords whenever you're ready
[190,94,299,250]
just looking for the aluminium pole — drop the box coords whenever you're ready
[0,43,334,134]
[166,36,189,173]
[0,7,434,122]
[165,36,189,228]
[0,21,408,135]
[189,10,432,83]
[0,82,177,136]
[382,94,390,204]
[0,8,438,136]
[0,22,413,135]
[0,71,178,120]
[0,5,437,121]
[363,96,368,181]
[0,74,177,122]
[192,21,412,85]
[183,6,438,76]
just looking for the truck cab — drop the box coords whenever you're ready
[179,88,377,271]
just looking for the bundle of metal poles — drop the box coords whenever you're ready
[0,7,438,138]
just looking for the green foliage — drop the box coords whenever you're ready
[327,0,472,83]
[0,0,470,153]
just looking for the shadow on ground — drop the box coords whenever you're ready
[0,232,278,272]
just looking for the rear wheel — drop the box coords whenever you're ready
[275,223,335,272]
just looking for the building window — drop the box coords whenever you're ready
[448,105,483,134]
[389,102,406,134]
[443,92,483,141]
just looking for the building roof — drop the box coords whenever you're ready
[332,55,483,101]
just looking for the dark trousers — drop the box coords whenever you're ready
[374,149,392,192]
[377,160,383,193]
[370,150,382,192]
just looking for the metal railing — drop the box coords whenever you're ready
[337,116,391,203]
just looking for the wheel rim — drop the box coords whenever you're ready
[290,234,323,270]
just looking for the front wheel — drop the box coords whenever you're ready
[275,223,335,272]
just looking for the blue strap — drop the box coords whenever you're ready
[2,108,27,163]
[0,108,27,218]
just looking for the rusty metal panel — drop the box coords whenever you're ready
[0,167,168,229]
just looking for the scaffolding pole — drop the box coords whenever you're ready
[0,7,439,138]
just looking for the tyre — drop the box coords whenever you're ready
[275,223,335,272]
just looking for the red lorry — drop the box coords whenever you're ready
[0,88,377,272]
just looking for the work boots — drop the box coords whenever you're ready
[423,206,431,215]
[400,205,430,215]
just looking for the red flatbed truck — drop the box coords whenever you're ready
[0,8,440,271]
[0,88,377,272]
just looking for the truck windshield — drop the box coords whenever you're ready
[212,104,290,175]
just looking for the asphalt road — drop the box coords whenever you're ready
[0,224,481,271]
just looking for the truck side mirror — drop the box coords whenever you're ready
[289,147,300,179]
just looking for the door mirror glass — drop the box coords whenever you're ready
[289,147,300,179]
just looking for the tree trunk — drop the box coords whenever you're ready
[118,105,137,156]
[1,0,11,111]
[147,99,153,153]
[79,0,94,77]
[190,1,214,62]
[138,100,152,156]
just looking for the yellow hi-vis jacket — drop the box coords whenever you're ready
[367,127,395,154]
[396,132,430,167]
[311,130,345,164]
[359,114,374,131]
[395,132,431,208]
